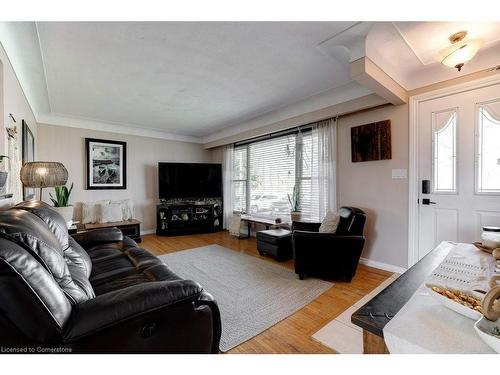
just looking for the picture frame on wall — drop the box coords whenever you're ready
[351,119,392,162]
[85,138,127,190]
[22,120,36,200]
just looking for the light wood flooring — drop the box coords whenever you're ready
[140,231,392,354]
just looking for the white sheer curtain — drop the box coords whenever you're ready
[311,118,337,218]
[222,144,234,229]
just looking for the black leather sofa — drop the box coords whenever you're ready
[0,200,221,353]
[292,207,366,281]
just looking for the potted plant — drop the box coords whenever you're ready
[288,185,301,222]
[49,182,74,227]
[0,155,9,190]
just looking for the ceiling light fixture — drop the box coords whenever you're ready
[438,31,484,72]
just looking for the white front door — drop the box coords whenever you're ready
[417,81,500,261]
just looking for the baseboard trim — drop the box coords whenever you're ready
[141,229,156,236]
[359,257,406,274]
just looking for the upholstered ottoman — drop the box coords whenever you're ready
[256,229,293,262]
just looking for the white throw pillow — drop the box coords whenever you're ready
[100,202,124,223]
[81,200,111,224]
[319,211,340,233]
[114,199,134,220]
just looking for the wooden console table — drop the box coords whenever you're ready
[351,244,450,353]
[238,215,284,239]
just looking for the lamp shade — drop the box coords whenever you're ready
[439,38,484,71]
[20,162,68,188]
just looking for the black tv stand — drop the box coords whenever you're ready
[156,199,223,236]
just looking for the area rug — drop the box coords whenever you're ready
[158,245,332,352]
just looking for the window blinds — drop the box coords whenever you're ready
[232,130,322,221]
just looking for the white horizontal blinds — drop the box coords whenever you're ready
[299,132,321,221]
[477,101,500,193]
[248,135,296,218]
[232,146,247,212]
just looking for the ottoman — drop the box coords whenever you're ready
[256,228,293,262]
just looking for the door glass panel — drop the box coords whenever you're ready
[477,100,500,193]
[432,109,457,193]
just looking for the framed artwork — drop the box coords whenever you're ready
[22,120,36,200]
[85,138,127,190]
[351,120,392,162]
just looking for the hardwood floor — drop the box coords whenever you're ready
[141,231,393,354]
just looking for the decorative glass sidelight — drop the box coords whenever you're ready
[477,100,500,193]
[432,109,457,193]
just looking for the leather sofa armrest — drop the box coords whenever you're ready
[195,291,222,354]
[292,221,321,232]
[71,227,123,248]
[63,279,203,341]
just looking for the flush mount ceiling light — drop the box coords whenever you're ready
[438,31,484,72]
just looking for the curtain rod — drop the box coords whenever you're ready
[232,103,392,147]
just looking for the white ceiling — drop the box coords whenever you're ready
[1,21,500,142]
[394,22,500,65]
[36,22,358,137]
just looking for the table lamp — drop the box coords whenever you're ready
[20,161,68,200]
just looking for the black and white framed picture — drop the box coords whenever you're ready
[22,120,36,200]
[85,138,127,190]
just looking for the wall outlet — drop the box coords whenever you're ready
[392,169,407,179]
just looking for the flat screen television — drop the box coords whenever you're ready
[158,162,222,199]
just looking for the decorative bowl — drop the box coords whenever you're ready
[474,316,500,353]
[425,284,483,320]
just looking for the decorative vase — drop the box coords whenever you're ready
[0,171,8,190]
[290,211,302,222]
[53,206,74,228]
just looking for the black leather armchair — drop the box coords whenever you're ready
[292,207,366,282]
[0,200,221,353]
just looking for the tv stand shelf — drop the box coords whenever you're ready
[156,200,222,236]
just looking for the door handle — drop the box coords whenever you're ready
[422,198,437,205]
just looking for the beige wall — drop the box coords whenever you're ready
[0,43,37,208]
[37,124,212,232]
[211,104,409,269]
[337,104,408,269]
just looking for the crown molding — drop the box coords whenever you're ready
[37,113,203,144]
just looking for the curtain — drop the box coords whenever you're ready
[311,117,337,218]
[222,144,234,229]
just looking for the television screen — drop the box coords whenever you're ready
[158,162,222,199]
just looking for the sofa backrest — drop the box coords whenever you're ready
[336,207,366,236]
[15,201,95,298]
[0,206,94,304]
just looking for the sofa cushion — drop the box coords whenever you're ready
[15,201,95,297]
[15,201,70,250]
[0,209,93,304]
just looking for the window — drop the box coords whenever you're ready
[232,130,322,221]
[232,146,247,211]
[477,101,500,193]
[432,109,457,193]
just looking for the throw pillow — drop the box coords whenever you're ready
[81,200,111,224]
[100,202,124,223]
[319,211,340,233]
[114,199,134,220]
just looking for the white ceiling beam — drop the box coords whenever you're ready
[350,56,408,105]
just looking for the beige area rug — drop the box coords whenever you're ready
[312,273,400,353]
[159,245,332,352]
